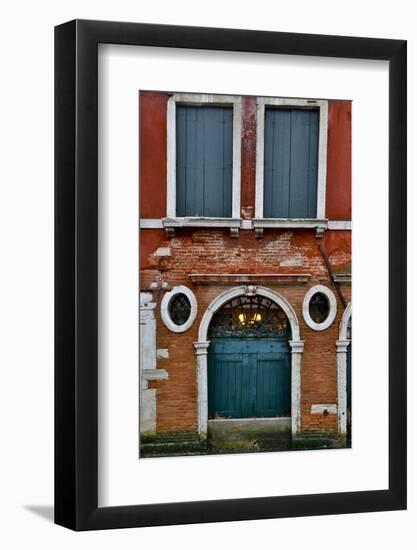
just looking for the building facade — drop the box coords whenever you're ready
[139,91,352,456]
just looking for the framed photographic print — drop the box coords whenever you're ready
[55,20,406,530]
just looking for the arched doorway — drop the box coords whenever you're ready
[208,294,291,419]
[194,286,304,438]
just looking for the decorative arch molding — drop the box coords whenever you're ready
[194,285,304,437]
[336,302,351,434]
[339,301,352,341]
[198,285,301,342]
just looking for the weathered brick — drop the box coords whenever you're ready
[141,229,350,434]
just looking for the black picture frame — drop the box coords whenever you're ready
[55,19,407,531]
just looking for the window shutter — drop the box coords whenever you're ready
[176,105,233,217]
[264,108,319,218]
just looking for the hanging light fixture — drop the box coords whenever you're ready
[238,312,262,325]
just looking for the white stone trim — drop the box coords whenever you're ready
[157,348,169,359]
[240,219,252,230]
[253,218,328,230]
[139,218,164,229]
[193,341,210,436]
[198,285,301,342]
[337,303,352,434]
[255,97,328,220]
[140,292,158,435]
[328,220,352,230]
[302,284,337,331]
[160,285,198,333]
[154,247,171,257]
[333,273,351,283]
[167,93,242,219]
[139,296,171,438]
[167,96,176,217]
[339,302,352,341]
[255,100,265,219]
[142,369,169,381]
[139,218,350,231]
[162,217,241,228]
[316,101,329,219]
[140,292,157,371]
[311,404,337,414]
[194,285,304,437]
[289,340,304,435]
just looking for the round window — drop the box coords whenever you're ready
[168,293,191,326]
[161,286,198,333]
[308,292,330,324]
[302,285,337,331]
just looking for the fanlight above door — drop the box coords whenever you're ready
[208,294,291,339]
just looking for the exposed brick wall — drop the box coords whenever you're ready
[142,228,351,434]
[141,229,351,286]
[300,312,339,431]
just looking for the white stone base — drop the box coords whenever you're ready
[140,388,156,435]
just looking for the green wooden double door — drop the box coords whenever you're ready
[208,339,291,419]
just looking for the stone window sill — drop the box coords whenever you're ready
[253,218,328,229]
[162,217,241,228]
[253,218,328,237]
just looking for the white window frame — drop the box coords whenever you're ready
[254,97,329,229]
[160,285,198,333]
[165,93,242,227]
[302,284,337,331]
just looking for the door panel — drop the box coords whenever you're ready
[208,339,291,419]
[255,355,291,417]
[208,353,252,418]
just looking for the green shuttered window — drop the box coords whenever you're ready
[176,105,233,217]
[264,108,319,218]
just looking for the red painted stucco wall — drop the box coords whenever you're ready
[139,91,169,218]
[325,100,352,220]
